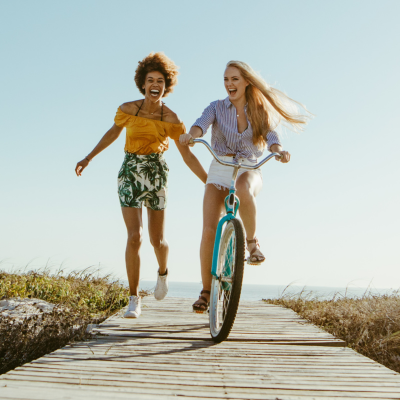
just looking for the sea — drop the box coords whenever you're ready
[130,281,396,301]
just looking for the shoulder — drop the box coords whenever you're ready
[162,104,182,124]
[264,129,280,140]
[204,99,224,111]
[119,100,143,115]
[208,100,220,108]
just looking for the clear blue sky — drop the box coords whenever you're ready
[1,0,399,288]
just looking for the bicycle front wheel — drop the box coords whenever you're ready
[209,218,245,343]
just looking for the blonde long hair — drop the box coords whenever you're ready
[226,60,312,148]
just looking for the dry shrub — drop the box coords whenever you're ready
[266,292,400,372]
[0,308,92,374]
[0,268,150,374]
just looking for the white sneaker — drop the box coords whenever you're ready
[124,295,141,318]
[154,269,168,300]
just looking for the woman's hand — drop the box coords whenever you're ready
[179,133,193,146]
[276,151,291,163]
[75,158,90,176]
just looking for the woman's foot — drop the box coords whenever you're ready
[192,290,210,313]
[124,295,141,318]
[154,269,168,300]
[246,238,266,265]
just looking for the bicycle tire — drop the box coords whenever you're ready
[209,218,245,343]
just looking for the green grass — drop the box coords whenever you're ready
[265,291,400,373]
[0,268,148,375]
[0,268,131,317]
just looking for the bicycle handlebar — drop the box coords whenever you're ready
[190,138,281,170]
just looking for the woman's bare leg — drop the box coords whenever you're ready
[197,184,226,304]
[147,208,168,275]
[235,171,263,257]
[121,207,143,296]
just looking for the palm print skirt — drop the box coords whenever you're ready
[118,152,169,210]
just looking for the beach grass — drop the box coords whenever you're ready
[265,290,400,373]
[0,268,149,374]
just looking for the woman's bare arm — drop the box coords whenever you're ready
[75,124,123,176]
[175,140,207,184]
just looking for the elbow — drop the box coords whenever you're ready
[108,130,121,142]
[112,132,121,140]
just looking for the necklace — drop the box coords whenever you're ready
[150,103,162,115]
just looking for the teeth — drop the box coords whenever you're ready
[151,90,159,93]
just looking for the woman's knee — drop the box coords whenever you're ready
[127,230,143,247]
[202,225,217,243]
[150,235,167,249]
[236,182,254,202]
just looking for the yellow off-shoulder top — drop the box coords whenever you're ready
[114,107,186,155]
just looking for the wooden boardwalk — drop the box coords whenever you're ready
[1,296,400,399]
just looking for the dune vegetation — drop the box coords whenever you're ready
[0,268,147,375]
[265,291,400,373]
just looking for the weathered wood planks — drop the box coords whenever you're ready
[1,296,399,399]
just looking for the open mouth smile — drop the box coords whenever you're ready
[228,88,237,96]
[150,89,160,97]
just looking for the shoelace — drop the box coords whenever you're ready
[130,297,139,306]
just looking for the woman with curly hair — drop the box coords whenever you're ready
[180,60,311,312]
[75,52,207,318]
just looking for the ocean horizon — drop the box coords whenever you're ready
[129,280,398,302]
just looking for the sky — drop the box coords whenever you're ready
[0,0,399,289]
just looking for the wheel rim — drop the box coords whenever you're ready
[210,222,236,337]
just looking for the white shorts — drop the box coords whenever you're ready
[206,155,263,190]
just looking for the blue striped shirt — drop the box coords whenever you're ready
[192,97,281,162]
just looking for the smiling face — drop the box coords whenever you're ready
[142,71,166,102]
[224,66,249,101]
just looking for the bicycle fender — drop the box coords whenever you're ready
[211,214,235,277]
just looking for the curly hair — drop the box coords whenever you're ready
[134,52,179,97]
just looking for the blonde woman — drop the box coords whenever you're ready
[179,61,310,312]
[75,53,207,318]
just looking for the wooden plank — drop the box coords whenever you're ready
[10,366,400,389]
[3,374,400,399]
[18,363,400,384]
[1,382,390,400]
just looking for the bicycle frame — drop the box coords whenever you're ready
[191,139,280,278]
[211,173,239,278]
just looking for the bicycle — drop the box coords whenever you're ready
[191,138,281,343]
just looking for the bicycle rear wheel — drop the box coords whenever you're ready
[209,218,245,343]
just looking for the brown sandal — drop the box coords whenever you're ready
[246,238,266,265]
[192,290,210,313]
